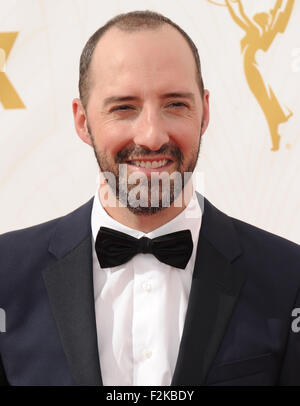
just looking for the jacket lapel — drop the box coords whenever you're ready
[42,198,103,386]
[41,194,246,386]
[171,194,246,385]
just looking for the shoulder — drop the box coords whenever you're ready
[0,217,60,264]
[227,212,300,296]
[231,215,300,264]
[202,196,300,282]
[203,196,299,256]
[0,197,94,269]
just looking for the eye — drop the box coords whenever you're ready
[167,102,188,108]
[111,105,134,112]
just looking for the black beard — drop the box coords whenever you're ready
[88,123,202,215]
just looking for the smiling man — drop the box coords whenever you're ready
[73,17,209,229]
[1,10,300,387]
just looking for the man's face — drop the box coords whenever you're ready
[74,25,209,214]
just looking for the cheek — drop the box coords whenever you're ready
[94,121,134,155]
[168,120,201,151]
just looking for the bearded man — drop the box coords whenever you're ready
[1,10,300,386]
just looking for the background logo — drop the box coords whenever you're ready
[0,31,25,109]
[207,0,295,151]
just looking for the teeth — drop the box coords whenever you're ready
[130,159,168,168]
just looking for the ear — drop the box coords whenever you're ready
[72,98,93,147]
[200,89,210,135]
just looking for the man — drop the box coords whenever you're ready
[0,10,300,386]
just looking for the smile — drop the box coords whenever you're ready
[125,158,174,173]
[128,159,172,168]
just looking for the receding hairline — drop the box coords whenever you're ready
[88,24,198,87]
[79,11,204,108]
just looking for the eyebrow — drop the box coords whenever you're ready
[103,96,139,107]
[161,92,195,102]
[103,92,195,107]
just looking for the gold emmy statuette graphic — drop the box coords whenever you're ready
[0,32,25,109]
[207,0,294,151]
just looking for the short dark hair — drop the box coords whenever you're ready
[79,10,205,108]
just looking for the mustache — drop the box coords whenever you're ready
[115,144,184,165]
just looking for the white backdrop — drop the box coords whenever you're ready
[0,0,299,244]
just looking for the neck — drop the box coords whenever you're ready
[98,177,194,233]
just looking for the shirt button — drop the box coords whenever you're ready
[143,350,152,359]
[142,282,152,292]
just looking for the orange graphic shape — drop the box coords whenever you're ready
[0,32,25,109]
[209,0,294,151]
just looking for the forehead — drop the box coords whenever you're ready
[89,25,199,96]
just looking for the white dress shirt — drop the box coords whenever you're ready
[91,185,202,386]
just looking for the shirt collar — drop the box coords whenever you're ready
[91,178,202,246]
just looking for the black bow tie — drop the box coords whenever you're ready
[95,226,193,269]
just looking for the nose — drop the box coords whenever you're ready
[132,106,169,151]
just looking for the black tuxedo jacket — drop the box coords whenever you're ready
[0,193,300,386]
